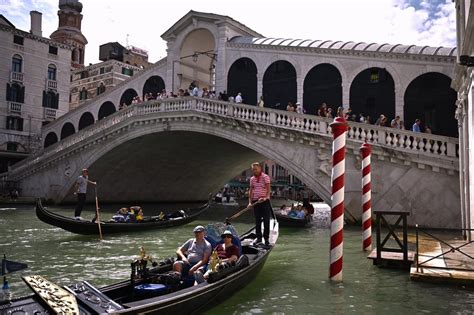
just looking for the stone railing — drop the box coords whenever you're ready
[8,97,459,178]
[43,108,57,121]
[10,71,23,83]
[8,101,22,116]
[46,79,57,90]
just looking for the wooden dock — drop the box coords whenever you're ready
[368,249,415,269]
[410,239,474,285]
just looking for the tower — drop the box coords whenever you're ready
[50,0,87,68]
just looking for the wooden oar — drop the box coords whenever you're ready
[94,186,103,240]
[226,200,263,223]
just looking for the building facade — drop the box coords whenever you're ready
[69,59,142,110]
[69,42,152,110]
[452,0,474,235]
[0,13,71,172]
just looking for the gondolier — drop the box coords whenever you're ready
[248,162,272,246]
[74,169,96,220]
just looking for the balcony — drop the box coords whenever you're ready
[8,101,22,116]
[46,79,58,90]
[43,108,57,121]
[10,71,23,83]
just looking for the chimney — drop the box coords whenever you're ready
[30,11,42,37]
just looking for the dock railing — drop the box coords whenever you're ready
[415,225,474,272]
[374,210,410,264]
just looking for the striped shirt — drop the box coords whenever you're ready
[250,173,271,201]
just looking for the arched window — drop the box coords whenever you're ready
[48,64,57,81]
[80,87,88,100]
[6,83,25,103]
[42,91,59,109]
[12,55,22,73]
[97,83,106,95]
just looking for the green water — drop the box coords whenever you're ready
[1,203,473,314]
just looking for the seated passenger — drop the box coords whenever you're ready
[112,208,129,222]
[136,209,144,222]
[195,230,240,283]
[288,206,298,217]
[296,209,307,219]
[172,225,212,280]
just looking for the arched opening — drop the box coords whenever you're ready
[349,68,395,123]
[47,64,57,81]
[78,112,94,130]
[42,90,58,109]
[227,58,257,105]
[98,101,116,120]
[6,82,25,103]
[263,60,297,109]
[12,54,22,73]
[142,76,165,98]
[178,29,216,92]
[79,87,88,101]
[119,88,138,106]
[44,132,58,148]
[97,82,106,95]
[303,64,342,115]
[404,73,457,136]
[60,122,75,140]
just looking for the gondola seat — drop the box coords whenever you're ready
[134,283,170,298]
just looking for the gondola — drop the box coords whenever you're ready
[0,219,279,314]
[35,199,210,235]
[274,209,312,227]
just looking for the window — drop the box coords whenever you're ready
[96,83,105,95]
[122,67,133,76]
[12,55,22,73]
[49,45,58,55]
[13,35,24,45]
[370,69,379,83]
[100,67,105,74]
[6,83,25,103]
[47,64,57,80]
[42,91,59,109]
[6,116,23,131]
[6,142,18,152]
[79,87,88,100]
[80,71,88,79]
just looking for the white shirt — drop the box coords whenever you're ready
[76,175,88,194]
[192,87,199,97]
[235,94,243,103]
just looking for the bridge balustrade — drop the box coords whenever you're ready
[6,97,459,178]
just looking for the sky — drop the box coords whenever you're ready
[0,0,456,65]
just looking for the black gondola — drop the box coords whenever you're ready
[35,199,210,235]
[274,210,312,227]
[0,219,279,314]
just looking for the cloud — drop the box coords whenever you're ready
[0,0,456,65]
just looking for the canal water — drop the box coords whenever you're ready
[1,203,474,314]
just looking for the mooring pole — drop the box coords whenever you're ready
[360,142,372,251]
[329,117,348,282]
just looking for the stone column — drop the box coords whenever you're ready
[257,72,264,102]
[342,81,350,109]
[165,36,177,93]
[395,86,404,119]
[297,75,303,105]
[214,24,228,94]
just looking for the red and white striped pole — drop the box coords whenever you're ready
[329,117,348,282]
[360,142,372,251]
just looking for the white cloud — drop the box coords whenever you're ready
[0,0,456,64]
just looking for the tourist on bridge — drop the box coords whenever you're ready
[235,92,243,103]
[248,162,272,246]
[412,119,421,132]
[74,168,96,220]
[257,96,264,108]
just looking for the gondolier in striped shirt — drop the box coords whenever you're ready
[248,162,272,246]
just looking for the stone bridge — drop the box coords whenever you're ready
[5,98,460,228]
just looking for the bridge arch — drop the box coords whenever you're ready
[404,72,457,136]
[98,101,116,120]
[44,132,58,148]
[78,112,95,130]
[349,67,395,123]
[58,123,331,204]
[60,122,75,140]
[179,28,217,91]
[227,57,257,105]
[303,63,342,115]
[120,88,138,106]
[143,75,165,98]
[263,60,297,109]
